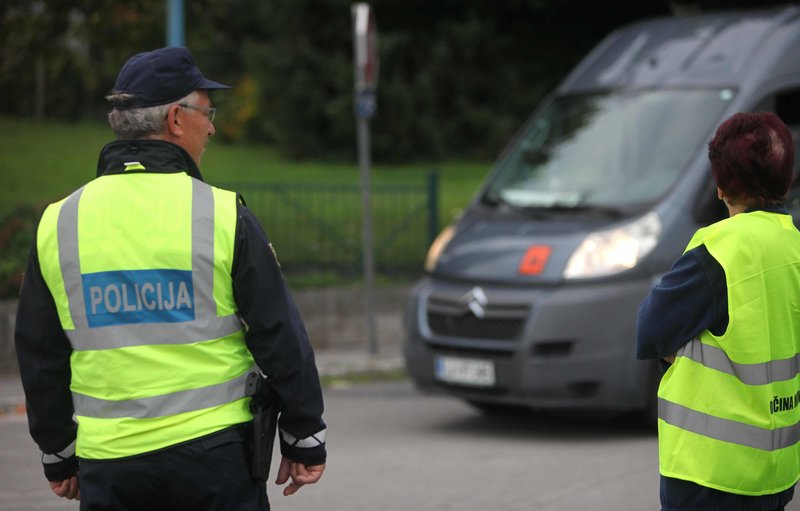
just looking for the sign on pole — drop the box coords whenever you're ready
[353,3,378,114]
[352,3,379,354]
[353,3,378,87]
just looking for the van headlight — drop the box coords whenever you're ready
[563,212,661,279]
[424,225,456,272]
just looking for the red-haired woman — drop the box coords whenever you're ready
[638,112,800,511]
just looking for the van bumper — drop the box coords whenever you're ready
[403,276,658,413]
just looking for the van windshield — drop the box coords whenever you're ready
[484,89,734,210]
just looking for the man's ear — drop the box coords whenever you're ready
[165,104,184,137]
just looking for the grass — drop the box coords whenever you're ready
[0,116,492,226]
[0,116,494,289]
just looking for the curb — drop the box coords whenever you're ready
[315,347,405,378]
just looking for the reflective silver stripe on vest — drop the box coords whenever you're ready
[280,428,327,448]
[190,179,216,322]
[57,178,242,350]
[58,187,89,330]
[678,338,800,385]
[659,398,800,451]
[41,439,77,464]
[73,371,250,419]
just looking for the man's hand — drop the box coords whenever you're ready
[49,474,80,500]
[663,353,677,364]
[275,457,325,496]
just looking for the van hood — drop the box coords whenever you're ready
[432,208,618,282]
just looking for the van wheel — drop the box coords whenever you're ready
[466,400,530,416]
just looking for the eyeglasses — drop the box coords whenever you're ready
[178,103,216,123]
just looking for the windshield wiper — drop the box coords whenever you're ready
[481,193,554,219]
[544,203,625,219]
[482,192,627,219]
[481,193,515,209]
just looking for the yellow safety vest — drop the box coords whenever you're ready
[658,211,800,495]
[36,171,253,459]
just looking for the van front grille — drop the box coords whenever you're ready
[427,312,524,340]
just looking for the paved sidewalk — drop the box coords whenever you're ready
[0,372,24,416]
[314,343,405,377]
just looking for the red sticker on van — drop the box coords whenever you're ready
[518,245,552,275]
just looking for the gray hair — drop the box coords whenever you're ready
[106,91,199,140]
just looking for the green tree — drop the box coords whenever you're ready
[0,0,164,120]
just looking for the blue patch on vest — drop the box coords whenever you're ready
[82,270,195,327]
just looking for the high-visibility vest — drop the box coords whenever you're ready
[658,211,800,495]
[36,171,253,460]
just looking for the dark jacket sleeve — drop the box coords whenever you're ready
[14,232,79,481]
[232,205,326,466]
[636,245,728,361]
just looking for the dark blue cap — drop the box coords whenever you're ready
[111,46,230,110]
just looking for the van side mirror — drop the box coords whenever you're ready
[786,183,800,228]
[693,177,727,226]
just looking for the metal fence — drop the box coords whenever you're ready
[219,172,439,277]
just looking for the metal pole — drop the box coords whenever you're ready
[357,114,378,355]
[167,0,185,47]
[352,3,379,356]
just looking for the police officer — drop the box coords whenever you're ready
[637,111,799,511]
[15,46,326,510]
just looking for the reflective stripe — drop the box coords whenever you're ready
[58,187,88,330]
[678,339,800,385]
[280,428,327,448]
[73,371,250,419]
[57,178,242,350]
[65,315,243,351]
[191,179,216,321]
[659,398,800,451]
[41,439,77,464]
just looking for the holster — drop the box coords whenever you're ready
[245,371,280,481]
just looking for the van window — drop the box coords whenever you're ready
[695,90,800,226]
[484,90,733,210]
[774,91,800,214]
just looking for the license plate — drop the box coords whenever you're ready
[435,356,495,387]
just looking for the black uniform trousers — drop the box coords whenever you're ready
[661,475,795,511]
[79,426,268,511]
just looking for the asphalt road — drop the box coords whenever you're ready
[2,380,798,511]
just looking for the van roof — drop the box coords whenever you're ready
[558,6,800,94]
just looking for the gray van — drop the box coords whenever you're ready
[403,6,800,420]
